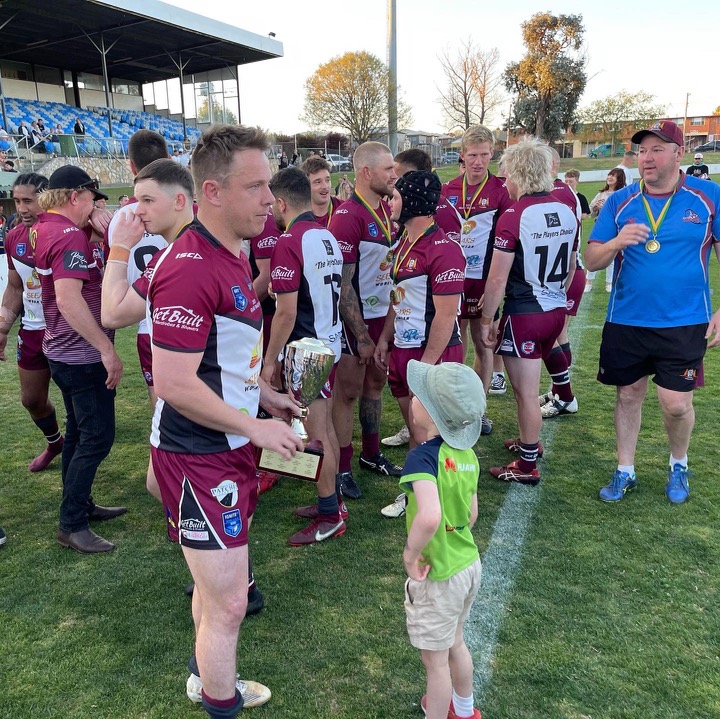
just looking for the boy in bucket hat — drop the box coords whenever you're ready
[401,359,485,719]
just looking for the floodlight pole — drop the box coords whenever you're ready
[81,29,120,138]
[167,50,191,142]
[387,0,398,155]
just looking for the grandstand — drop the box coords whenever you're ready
[0,0,283,182]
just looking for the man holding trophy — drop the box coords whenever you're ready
[261,167,346,546]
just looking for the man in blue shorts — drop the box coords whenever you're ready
[586,120,720,504]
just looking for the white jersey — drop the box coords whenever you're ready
[107,200,168,334]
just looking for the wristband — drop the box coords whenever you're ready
[106,259,129,266]
[108,245,131,262]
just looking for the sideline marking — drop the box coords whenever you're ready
[466,299,595,702]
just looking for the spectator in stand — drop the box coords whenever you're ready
[18,121,32,148]
[4,160,18,173]
[73,118,86,136]
[686,153,709,179]
[586,168,626,292]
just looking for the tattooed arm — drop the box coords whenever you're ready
[339,262,374,363]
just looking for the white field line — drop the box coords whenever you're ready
[466,295,595,702]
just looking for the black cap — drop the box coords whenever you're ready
[48,166,109,201]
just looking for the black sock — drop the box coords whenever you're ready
[33,410,62,446]
[201,689,243,719]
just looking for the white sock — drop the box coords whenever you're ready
[452,690,474,718]
[670,455,688,468]
[618,464,634,476]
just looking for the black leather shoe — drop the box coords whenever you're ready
[88,505,128,521]
[57,528,115,553]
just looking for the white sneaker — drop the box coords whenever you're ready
[538,391,555,407]
[541,396,578,418]
[381,426,410,446]
[489,374,507,394]
[381,493,407,518]
[605,283,612,292]
[186,673,271,707]
[584,282,593,293]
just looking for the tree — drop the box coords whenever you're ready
[303,51,412,143]
[504,12,587,142]
[713,105,720,117]
[437,40,504,131]
[197,96,237,126]
[580,91,667,149]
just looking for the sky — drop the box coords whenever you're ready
[163,0,719,135]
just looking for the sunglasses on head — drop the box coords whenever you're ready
[77,178,100,192]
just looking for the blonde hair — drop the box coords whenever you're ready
[38,189,73,210]
[353,141,392,172]
[500,137,554,196]
[461,125,495,153]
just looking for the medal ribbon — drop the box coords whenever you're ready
[461,172,489,220]
[638,177,681,239]
[325,199,333,228]
[355,191,392,245]
[391,221,436,283]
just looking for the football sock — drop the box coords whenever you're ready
[33,410,62,447]
[361,433,380,459]
[559,342,572,368]
[544,346,573,402]
[618,464,635,476]
[452,690,475,718]
[318,493,339,518]
[518,442,539,473]
[670,454,688,468]
[201,689,243,719]
[339,444,353,473]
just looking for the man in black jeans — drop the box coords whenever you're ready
[33,166,126,553]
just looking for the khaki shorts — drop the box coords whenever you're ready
[404,558,482,651]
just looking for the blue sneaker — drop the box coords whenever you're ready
[666,464,690,504]
[599,470,637,502]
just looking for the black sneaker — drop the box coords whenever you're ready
[338,471,362,499]
[359,452,403,477]
[0,526,6,546]
[246,585,265,616]
[480,415,493,436]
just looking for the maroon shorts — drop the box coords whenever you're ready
[151,443,259,549]
[388,344,464,398]
[565,268,586,317]
[320,362,337,399]
[495,309,565,360]
[137,333,153,386]
[461,278,486,319]
[17,328,49,371]
[341,316,386,356]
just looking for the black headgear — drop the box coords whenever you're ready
[394,170,441,224]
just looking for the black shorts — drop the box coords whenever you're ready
[598,322,707,391]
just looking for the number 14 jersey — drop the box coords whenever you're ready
[494,193,579,314]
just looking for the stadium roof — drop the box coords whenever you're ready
[0,0,283,84]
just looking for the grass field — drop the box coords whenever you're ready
[1,199,720,719]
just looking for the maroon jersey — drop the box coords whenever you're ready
[434,193,462,242]
[493,193,579,315]
[147,221,263,454]
[5,224,45,331]
[270,212,343,358]
[33,212,113,363]
[313,196,343,228]
[390,224,465,349]
[248,211,279,316]
[329,192,398,320]
[442,173,513,280]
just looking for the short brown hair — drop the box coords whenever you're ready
[300,157,331,176]
[128,130,169,172]
[191,124,269,190]
[135,158,194,198]
[394,148,432,172]
[564,169,580,180]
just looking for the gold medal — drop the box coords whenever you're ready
[390,289,398,305]
[645,238,661,253]
[462,221,472,235]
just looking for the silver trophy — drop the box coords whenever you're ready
[284,338,336,441]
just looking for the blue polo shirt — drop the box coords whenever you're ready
[589,173,720,328]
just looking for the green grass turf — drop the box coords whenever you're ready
[1,209,719,718]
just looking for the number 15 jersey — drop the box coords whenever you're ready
[494,193,579,314]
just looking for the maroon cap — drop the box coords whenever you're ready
[631,120,684,147]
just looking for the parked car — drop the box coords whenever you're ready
[694,141,720,153]
[588,143,625,158]
[326,154,352,171]
[442,151,461,164]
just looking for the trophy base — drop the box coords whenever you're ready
[256,444,324,482]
